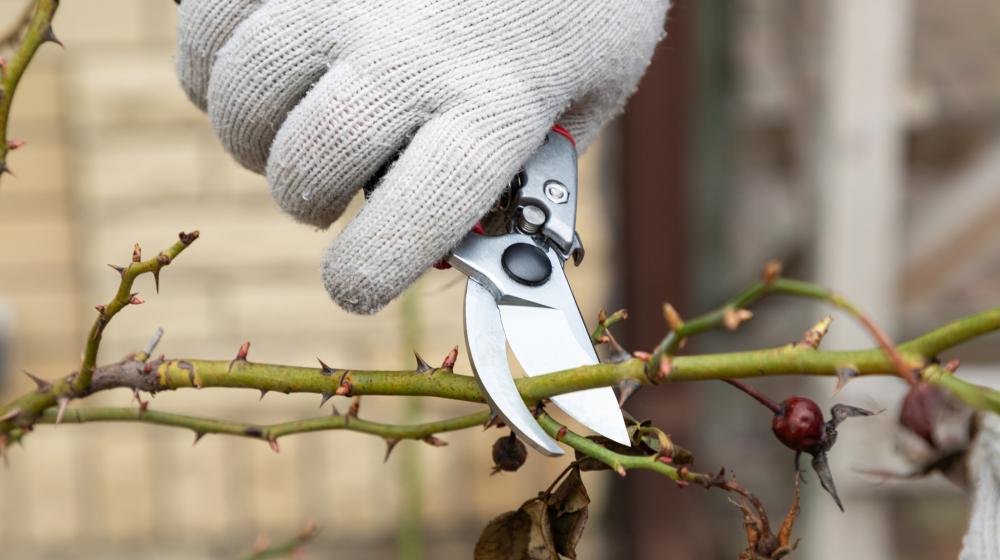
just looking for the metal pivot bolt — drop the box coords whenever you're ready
[501,243,552,286]
[518,205,547,234]
[543,181,570,204]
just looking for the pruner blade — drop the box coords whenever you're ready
[464,279,563,455]
[452,233,629,455]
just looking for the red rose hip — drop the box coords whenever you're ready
[772,397,824,452]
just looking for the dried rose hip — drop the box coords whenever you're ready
[492,431,527,474]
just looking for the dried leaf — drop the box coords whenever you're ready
[776,473,801,548]
[810,451,843,511]
[547,468,590,559]
[474,498,557,560]
[829,403,878,427]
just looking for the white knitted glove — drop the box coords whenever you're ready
[962,413,1000,559]
[176,0,670,313]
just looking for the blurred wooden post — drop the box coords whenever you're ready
[806,0,911,557]
[609,1,703,557]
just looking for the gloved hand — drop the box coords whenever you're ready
[961,413,1000,559]
[176,0,670,313]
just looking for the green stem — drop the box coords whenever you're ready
[924,365,1000,415]
[536,414,724,490]
[0,0,60,178]
[36,406,490,446]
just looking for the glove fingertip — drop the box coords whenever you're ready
[321,244,401,315]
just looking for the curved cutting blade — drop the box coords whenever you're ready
[499,267,630,446]
[464,280,563,456]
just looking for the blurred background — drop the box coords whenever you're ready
[0,0,998,558]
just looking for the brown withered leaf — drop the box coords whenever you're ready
[475,498,558,560]
[734,473,801,560]
[548,468,590,559]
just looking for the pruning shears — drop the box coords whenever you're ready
[446,127,629,455]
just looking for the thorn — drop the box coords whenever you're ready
[799,316,834,349]
[94,304,106,315]
[441,346,459,371]
[663,303,684,330]
[556,426,567,441]
[228,341,251,373]
[833,367,859,395]
[128,294,144,305]
[723,307,754,330]
[42,25,63,48]
[152,270,160,293]
[192,432,205,446]
[614,462,627,477]
[132,389,150,412]
[422,435,448,447]
[235,341,250,361]
[0,407,20,422]
[259,390,268,401]
[414,352,432,373]
[6,139,24,151]
[347,396,361,418]
[616,379,642,407]
[55,397,69,424]
[268,438,280,454]
[483,413,505,431]
[21,370,51,392]
[319,392,334,408]
[945,359,961,373]
[132,243,142,263]
[0,160,15,177]
[316,357,334,375]
[178,230,200,245]
[383,438,401,463]
[763,260,783,284]
[107,263,125,276]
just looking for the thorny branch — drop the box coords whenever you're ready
[0,235,995,477]
[0,0,60,180]
[0,231,198,441]
[644,261,917,387]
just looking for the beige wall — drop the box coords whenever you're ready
[0,2,616,557]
